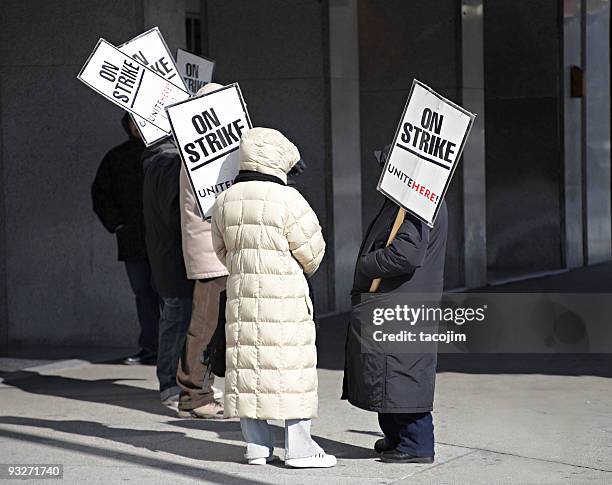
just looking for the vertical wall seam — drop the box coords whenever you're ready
[322,0,336,312]
[0,71,8,349]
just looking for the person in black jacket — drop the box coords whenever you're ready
[141,140,195,406]
[342,145,448,464]
[92,113,160,366]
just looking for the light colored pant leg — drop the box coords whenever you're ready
[240,418,273,459]
[285,419,324,460]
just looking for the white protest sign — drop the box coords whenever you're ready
[377,79,475,227]
[176,49,215,94]
[119,28,187,146]
[166,84,251,219]
[77,38,190,134]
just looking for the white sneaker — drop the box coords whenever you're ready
[285,453,337,468]
[247,455,275,466]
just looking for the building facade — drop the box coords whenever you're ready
[0,0,609,347]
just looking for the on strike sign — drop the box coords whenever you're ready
[166,84,252,219]
[176,49,215,95]
[77,39,190,134]
[377,79,475,227]
[119,28,187,146]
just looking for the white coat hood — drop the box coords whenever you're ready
[239,127,300,184]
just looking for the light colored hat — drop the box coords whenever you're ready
[196,83,224,96]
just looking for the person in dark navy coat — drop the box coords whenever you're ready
[342,145,448,464]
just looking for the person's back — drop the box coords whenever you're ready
[142,141,194,299]
[141,140,194,406]
[91,113,159,366]
[211,127,335,468]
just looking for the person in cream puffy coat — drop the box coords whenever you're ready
[211,127,335,468]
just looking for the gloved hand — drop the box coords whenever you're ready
[289,158,307,176]
[374,144,392,167]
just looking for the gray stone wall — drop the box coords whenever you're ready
[206,0,333,312]
[358,0,465,289]
[484,1,564,275]
[0,0,184,346]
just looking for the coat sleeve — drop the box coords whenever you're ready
[285,190,325,276]
[179,167,201,276]
[357,214,429,280]
[156,160,182,234]
[91,151,122,233]
[210,197,228,267]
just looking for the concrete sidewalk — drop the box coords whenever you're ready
[2,265,612,484]
[0,356,611,484]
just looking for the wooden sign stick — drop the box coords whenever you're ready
[369,207,407,293]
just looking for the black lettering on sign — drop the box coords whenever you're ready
[185,78,206,93]
[401,122,413,144]
[444,141,456,163]
[420,108,444,134]
[132,50,149,67]
[186,63,199,78]
[99,60,119,82]
[192,108,221,134]
[396,107,457,166]
[419,131,431,153]
[205,132,224,151]
[233,119,245,139]
[150,57,175,79]
[431,136,447,159]
[184,142,200,163]
[183,118,247,166]
[197,180,233,198]
[112,59,141,104]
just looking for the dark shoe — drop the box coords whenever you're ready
[380,450,434,464]
[123,349,157,365]
[374,438,396,454]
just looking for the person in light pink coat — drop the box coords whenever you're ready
[175,83,229,419]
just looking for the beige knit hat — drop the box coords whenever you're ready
[196,82,225,96]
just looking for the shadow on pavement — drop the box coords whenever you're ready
[0,426,268,485]
[0,417,244,463]
[165,419,376,460]
[0,416,374,462]
[0,371,175,417]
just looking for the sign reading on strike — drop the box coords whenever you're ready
[119,28,187,146]
[377,79,475,227]
[166,84,252,219]
[177,49,215,95]
[77,39,190,134]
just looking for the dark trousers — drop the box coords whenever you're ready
[124,259,161,353]
[378,412,435,457]
[157,296,192,400]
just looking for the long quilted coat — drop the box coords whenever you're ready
[211,127,325,420]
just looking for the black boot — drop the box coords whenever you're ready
[380,450,434,464]
[123,349,157,365]
[374,438,396,454]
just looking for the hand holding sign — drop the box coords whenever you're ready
[377,80,475,227]
[166,84,252,219]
